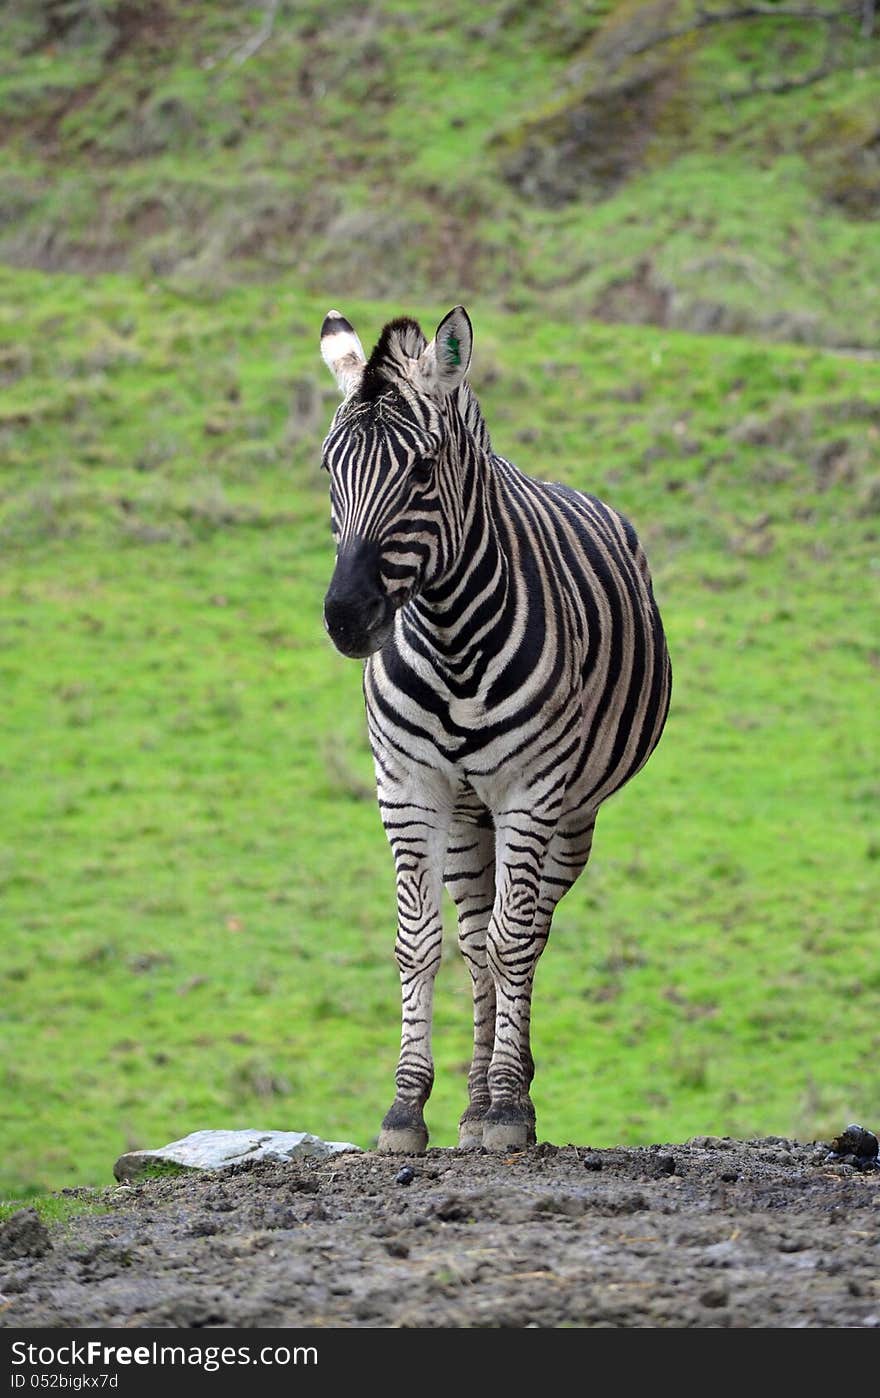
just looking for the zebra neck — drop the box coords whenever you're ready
[405,446,512,686]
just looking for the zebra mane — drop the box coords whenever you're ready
[359,318,428,403]
[457,381,492,454]
[352,312,491,453]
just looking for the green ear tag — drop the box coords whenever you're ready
[445,333,461,367]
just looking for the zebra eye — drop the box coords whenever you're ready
[411,457,433,485]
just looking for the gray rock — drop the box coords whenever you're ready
[113,1129,360,1184]
[0,1207,52,1259]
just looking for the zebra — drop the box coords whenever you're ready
[319,305,671,1153]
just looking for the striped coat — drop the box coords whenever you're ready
[320,306,671,1151]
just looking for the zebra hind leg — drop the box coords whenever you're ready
[445,812,496,1149]
[483,811,596,1151]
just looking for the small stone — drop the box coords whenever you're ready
[385,1239,410,1258]
[395,1166,415,1186]
[651,1154,676,1176]
[582,1154,603,1171]
[830,1124,878,1163]
[0,1208,52,1260]
[700,1285,729,1308]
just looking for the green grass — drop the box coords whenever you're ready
[0,2,878,342]
[0,1190,110,1228]
[1,265,878,1197]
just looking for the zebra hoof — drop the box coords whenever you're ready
[376,1126,428,1154]
[482,1118,531,1152]
[457,1119,484,1150]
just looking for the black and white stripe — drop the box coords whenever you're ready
[320,307,671,1152]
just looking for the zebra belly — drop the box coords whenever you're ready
[366,689,579,825]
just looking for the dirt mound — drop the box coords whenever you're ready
[497,62,682,209]
[495,0,686,208]
[1,1138,878,1328]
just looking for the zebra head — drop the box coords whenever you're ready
[319,306,473,659]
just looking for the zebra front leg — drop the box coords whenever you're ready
[445,817,496,1149]
[483,937,546,1151]
[377,809,450,1154]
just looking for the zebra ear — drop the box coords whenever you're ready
[417,306,473,398]
[320,309,366,395]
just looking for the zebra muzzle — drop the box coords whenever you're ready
[323,598,394,658]
[324,539,394,658]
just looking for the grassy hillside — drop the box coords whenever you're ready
[1,2,878,1197]
[1,1,879,343]
[2,265,878,1196]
